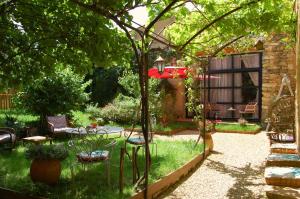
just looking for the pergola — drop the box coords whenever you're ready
[70,0,299,198]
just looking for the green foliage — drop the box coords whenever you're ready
[118,69,140,98]
[14,68,90,118]
[185,67,204,121]
[25,144,68,161]
[0,109,39,126]
[85,104,101,118]
[216,123,261,132]
[153,121,197,133]
[88,67,123,106]
[118,69,163,121]
[1,0,131,87]
[70,110,92,127]
[0,138,203,199]
[162,0,295,55]
[98,95,140,124]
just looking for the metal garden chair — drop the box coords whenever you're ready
[67,127,117,185]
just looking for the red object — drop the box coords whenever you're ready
[91,123,97,128]
[148,67,187,79]
[148,66,220,80]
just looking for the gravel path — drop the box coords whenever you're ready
[161,131,269,199]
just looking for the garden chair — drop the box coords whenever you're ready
[67,127,117,185]
[266,95,295,147]
[239,102,257,119]
[47,115,74,137]
[0,127,16,150]
[124,130,157,159]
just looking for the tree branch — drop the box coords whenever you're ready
[145,0,180,35]
[211,35,245,56]
[179,0,262,51]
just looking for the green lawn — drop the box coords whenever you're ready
[0,109,39,126]
[153,121,197,133]
[215,123,261,132]
[0,137,203,199]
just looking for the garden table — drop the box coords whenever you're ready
[65,126,124,137]
[22,136,52,145]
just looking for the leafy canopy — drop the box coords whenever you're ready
[14,67,90,117]
[0,0,131,87]
[148,0,296,55]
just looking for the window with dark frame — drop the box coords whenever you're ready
[185,52,262,121]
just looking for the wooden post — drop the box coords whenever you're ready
[132,147,136,184]
[119,147,125,194]
[296,0,300,153]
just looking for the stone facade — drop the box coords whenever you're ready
[262,35,296,120]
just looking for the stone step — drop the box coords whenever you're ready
[266,153,300,167]
[265,167,300,187]
[270,143,297,154]
[266,185,300,199]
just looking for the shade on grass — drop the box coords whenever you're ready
[0,137,203,199]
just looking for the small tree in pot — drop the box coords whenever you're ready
[26,144,68,185]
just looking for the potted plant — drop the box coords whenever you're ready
[26,144,68,185]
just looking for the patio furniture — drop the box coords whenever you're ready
[124,126,157,183]
[266,153,300,167]
[239,102,257,119]
[124,130,157,160]
[270,143,298,154]
[0,127,16,150]
[67,128,116,185]
[47,115,74,137]
[265,167,300,188]
[266,95,295,145]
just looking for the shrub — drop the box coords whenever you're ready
[85,103,102,118]
[88,67,123,106]
[70,110,91,127]
[14,68,90,120]
[118,69,163,122]
[99,95,139,124]
[25,144,68,161]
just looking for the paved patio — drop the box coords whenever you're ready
[162,131,269,199]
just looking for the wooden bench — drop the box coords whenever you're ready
[265,167,300,188]
[266,153,300,167]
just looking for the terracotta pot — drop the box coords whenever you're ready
[30,159,61,185]
[204,132,214,152]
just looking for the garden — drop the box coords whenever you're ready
[0,137,202,199]
[1,0,297,199]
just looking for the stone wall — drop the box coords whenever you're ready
[262,35,296,120]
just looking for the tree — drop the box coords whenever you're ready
[0,0,131,87]
[14,67,90,121]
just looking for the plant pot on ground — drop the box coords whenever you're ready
[26,144,68,185]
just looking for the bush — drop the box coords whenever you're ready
[70,110,91,127]
[118,69,163,122]
[14,68,90,119]
[98,95,139,124]
[26,144,68,161]
[88,67,123,106]
[85,103,101,118]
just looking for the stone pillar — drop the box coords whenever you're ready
[262,34,296,120]
[295,0,300,153]
[167,79,186,119]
